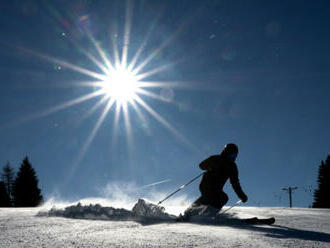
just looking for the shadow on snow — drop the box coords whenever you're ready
[185,218,330,243]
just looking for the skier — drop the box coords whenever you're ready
[176,143,275,224]
[192,143,248,211]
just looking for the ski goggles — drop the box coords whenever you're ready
[228,153,237,159]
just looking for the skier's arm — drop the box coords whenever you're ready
[199,156,217,171]
[230,164,248,202]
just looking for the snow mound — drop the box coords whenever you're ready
[43,202,135,221]
[40,198,175,222]
[132,198,175,219]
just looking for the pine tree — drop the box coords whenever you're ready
[12,157,43,207]
[0,181,11,207]
[1,162,15,205]
[313,155,330,208]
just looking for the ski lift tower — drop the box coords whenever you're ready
[282,187,298,208]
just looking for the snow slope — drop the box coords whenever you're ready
[0,200,330,248]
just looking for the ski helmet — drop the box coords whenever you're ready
[221,143,239,158]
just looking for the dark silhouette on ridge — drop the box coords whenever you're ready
[1,162,15,206]
[0,181,11,207]
[12,157,43,207]
[313,155,330,208]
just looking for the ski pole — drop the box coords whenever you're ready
[218,200,242,215]
[158,172,205,205]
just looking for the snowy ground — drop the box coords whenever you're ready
[0,201,330,248]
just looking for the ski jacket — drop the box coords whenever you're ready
[199,155,247,201]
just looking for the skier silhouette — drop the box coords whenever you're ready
[192,143,248,210]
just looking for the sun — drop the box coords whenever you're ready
[17,1,198,172]
[101,65,140,104]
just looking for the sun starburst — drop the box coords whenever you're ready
[101,65,140,104]
[7,1,200,184]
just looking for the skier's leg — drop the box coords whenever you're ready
[181,195,206,220]
[193,187,215,206]
[194,191,227,210]
[188,188,228,210]
[219,191,229,208]
[192,196,204,207]
[209,191,228,210]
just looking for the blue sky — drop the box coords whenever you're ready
[0,0,329,208]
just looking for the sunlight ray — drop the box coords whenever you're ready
[135,88,167,101]
[122,102,134,154]
[127,34,149,72]
[122,102,132,137]
[75,98,116,167]
[130,100,149,128]
[111,25,121,68]
[138,80,217,91]
[127,12,162,71]
[75,81,104,87]
[135,96,199,152]
[134,96,177,133]
[22,90,105,125]
[78,95,110,123]
[69,37,109,74]
[77,80,182,90]
[40,2,110,74]
[137,81,184,88]
[121,0,133,67]
[16,46,107,81]
[85,30,115,72]
[1,89,105,129]
[131,41,169,76]
[111,102,122,147]
[132,22,186,75]
[42,53,107,81]
[135,63,175,81]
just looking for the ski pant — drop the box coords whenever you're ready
[193,190,228,210]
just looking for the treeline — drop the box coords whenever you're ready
[313,155,330,208]
[0,156,43,207]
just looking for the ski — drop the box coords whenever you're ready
[176,204,276,225]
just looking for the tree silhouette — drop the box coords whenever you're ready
[313,155,330,208]
[1,162,15,206]
[12,157,43,207]
[0,181,11,207]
